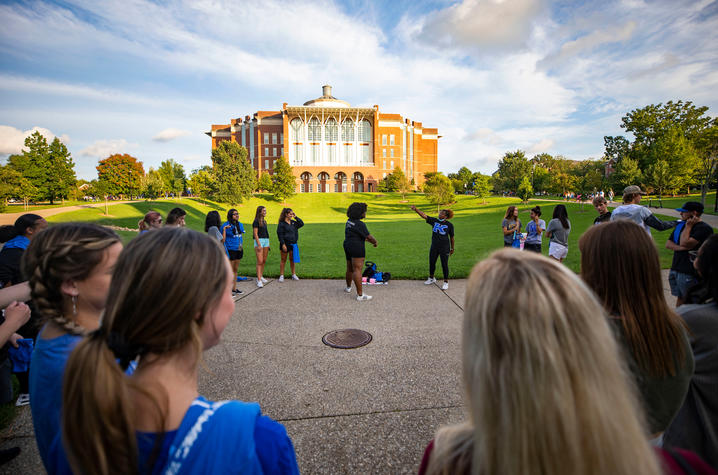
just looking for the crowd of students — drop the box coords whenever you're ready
[0,187,715,472]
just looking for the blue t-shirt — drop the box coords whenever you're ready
[136,397,299,474]
[29,331,82,474]
[222,221,244,251]
[525,219,546,245]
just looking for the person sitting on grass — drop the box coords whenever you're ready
[23,223,123,474]
[344,202,378,301]
[410,205,454,290]
[664,234,718,467]
[419,250,714,475]
[61,228,299,474]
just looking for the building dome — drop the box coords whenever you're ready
[303,85,351,108]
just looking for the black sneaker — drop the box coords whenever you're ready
[0,447,21,466]
[232,289,243,295]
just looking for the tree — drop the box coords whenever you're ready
[645,159,673,206]
[385,167,408,192]
[142,168,164,199]
[611,157,642,192]
[695,124,718,206]
[573,160,604,210]
[603,136,631,163]
[517,176,533,203]
[158,159,186,198]
[493,150,531,193]
[472,173,491,204]
[271,156,295,203]
[187,166,216,204]
[257,171,273,193]
[211,141,255,205]
[422,172,454,212]
[448,166,473,193]
[650,126,700,193]
[47,137,76,203]
[396,170,412,200]
[86,179,111,215]
[96,154,145,198]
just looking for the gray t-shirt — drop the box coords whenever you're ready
[501,218,521,245]
[546,218,570,246]
[207,226,222,242]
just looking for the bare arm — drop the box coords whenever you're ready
[0,282,31,308]
[253,226,260,246]
[0,301,30,347]
[679,218,701,249]
[410,205,428,220]
[366,234,378,247]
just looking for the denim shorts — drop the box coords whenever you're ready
[668,270,698,298]
[254,238,270,248]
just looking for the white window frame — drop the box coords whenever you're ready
[264,132,269,144]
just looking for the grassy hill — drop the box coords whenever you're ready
[48,193,677,278]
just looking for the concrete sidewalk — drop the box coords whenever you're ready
[1,278,467,474]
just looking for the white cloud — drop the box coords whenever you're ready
[152,128,191,142]
[0,125,70,155]
[527,138,554,154]
[80,139,136,158]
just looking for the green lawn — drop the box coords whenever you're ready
[47,193,679,278]
[2,200,87,213]
[641,193,717,215]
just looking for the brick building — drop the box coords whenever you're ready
[207,85,439,193]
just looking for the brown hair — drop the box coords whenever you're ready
[579,220,687,376]
[62,228,228,474]
[426,250,659,475]
[138,211,161,231]
[592,196,607,206]
[440,209,454,219]
[254,206,266,228]
[22,223,120,334]
[504,206,517,220]
[623,192,640,203]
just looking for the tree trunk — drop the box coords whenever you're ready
[104,197,109,215]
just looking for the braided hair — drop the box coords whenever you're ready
[22,223,120,335]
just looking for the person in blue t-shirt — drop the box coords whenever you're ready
[62,228,299,475]
[410,205,455,290]
[22,223,123,474]
[222,208,245,295]
[524,206,546,253]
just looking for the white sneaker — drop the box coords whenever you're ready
[15,393,29,407]
[424,277,436,285]
[292,274,300,281]
[441,282,449,290]
[278,275,284,282]
[345,286,352,293]
[356,294,373,301]
[260,277,268,284]
[257,280,264,288]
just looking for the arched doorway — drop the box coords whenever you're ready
[334,172,347,193]
[318,172,330,193]
[353,172,364,193]
[300,172,313,193]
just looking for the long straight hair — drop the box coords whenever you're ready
[553,204,570,228]
[254,206,266,228]
[579,220,687,376]
[62,228,228,475]
[278,207,292,224]
[503,206,517,220]
[426,250,660,475]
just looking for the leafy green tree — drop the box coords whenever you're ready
[158,159,186,198]
[493,150,531,193]
[517,176,533,203]
[650,126,700,193]
[385,167,408,192]
[573,160,604,210]
[695,124,718,205]
[422,172,454,213]
[603,136,631,164]
[187,166,216,204]
[396,169,412,200]
[257,171,273,193]
[211,141,255,205]
[96,153,145,198]
[472,173,491,204]
[271,156,295,203]
[532,166,550,193]
[611,157,642,193]
[47,137,76,203]
[645,159,673,205]
[142,168,164,199]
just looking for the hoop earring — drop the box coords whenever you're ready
[72,295,78,317]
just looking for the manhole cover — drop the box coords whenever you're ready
[322,329,372,349]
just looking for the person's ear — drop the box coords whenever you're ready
[60,279,79,297]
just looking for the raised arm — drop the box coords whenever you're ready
[293,216,304,229]
[410,205,429,220]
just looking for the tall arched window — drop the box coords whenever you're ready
[325,118,338,142]
[358,119,372,142]
[308,117,321,141]
[290,118,304,164]
[342,119,354,142]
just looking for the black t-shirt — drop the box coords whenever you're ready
[669,221,714,275]
[252,218,269,239]
[344,219,370,244]
[593,212,612,225]
[426,217,454,249]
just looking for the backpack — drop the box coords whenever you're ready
[362,261,377,278]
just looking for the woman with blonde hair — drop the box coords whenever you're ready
[420,250,712,475]
[62,228,298,474]
[23,223,122,473]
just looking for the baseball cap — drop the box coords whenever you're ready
[623,185,646,195]
[676,201,704,214]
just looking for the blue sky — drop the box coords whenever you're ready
[1,0,717,180]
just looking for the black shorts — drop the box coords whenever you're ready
[524,242,542,253]
[228,249,243,260]
[344,241,365,260]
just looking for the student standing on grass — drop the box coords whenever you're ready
[411,205,454,290]
[523,206,545,253]
[61,228,300,474]
[501,206,521,247]
[222,209,244,295]
[165,207,187,227]
[593,195,612,224]
[344,202,378,301]
[546,204,571,262]
[419,250,714,475]
[138,211,162,233]
[277,208,303,282]
[23,223,122,474]
[664,234,718,467]
[579,220,694,442]
[204,210,223,243]
[610,185,677,234]
[253,206,270,288]
[665,202,713,307]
